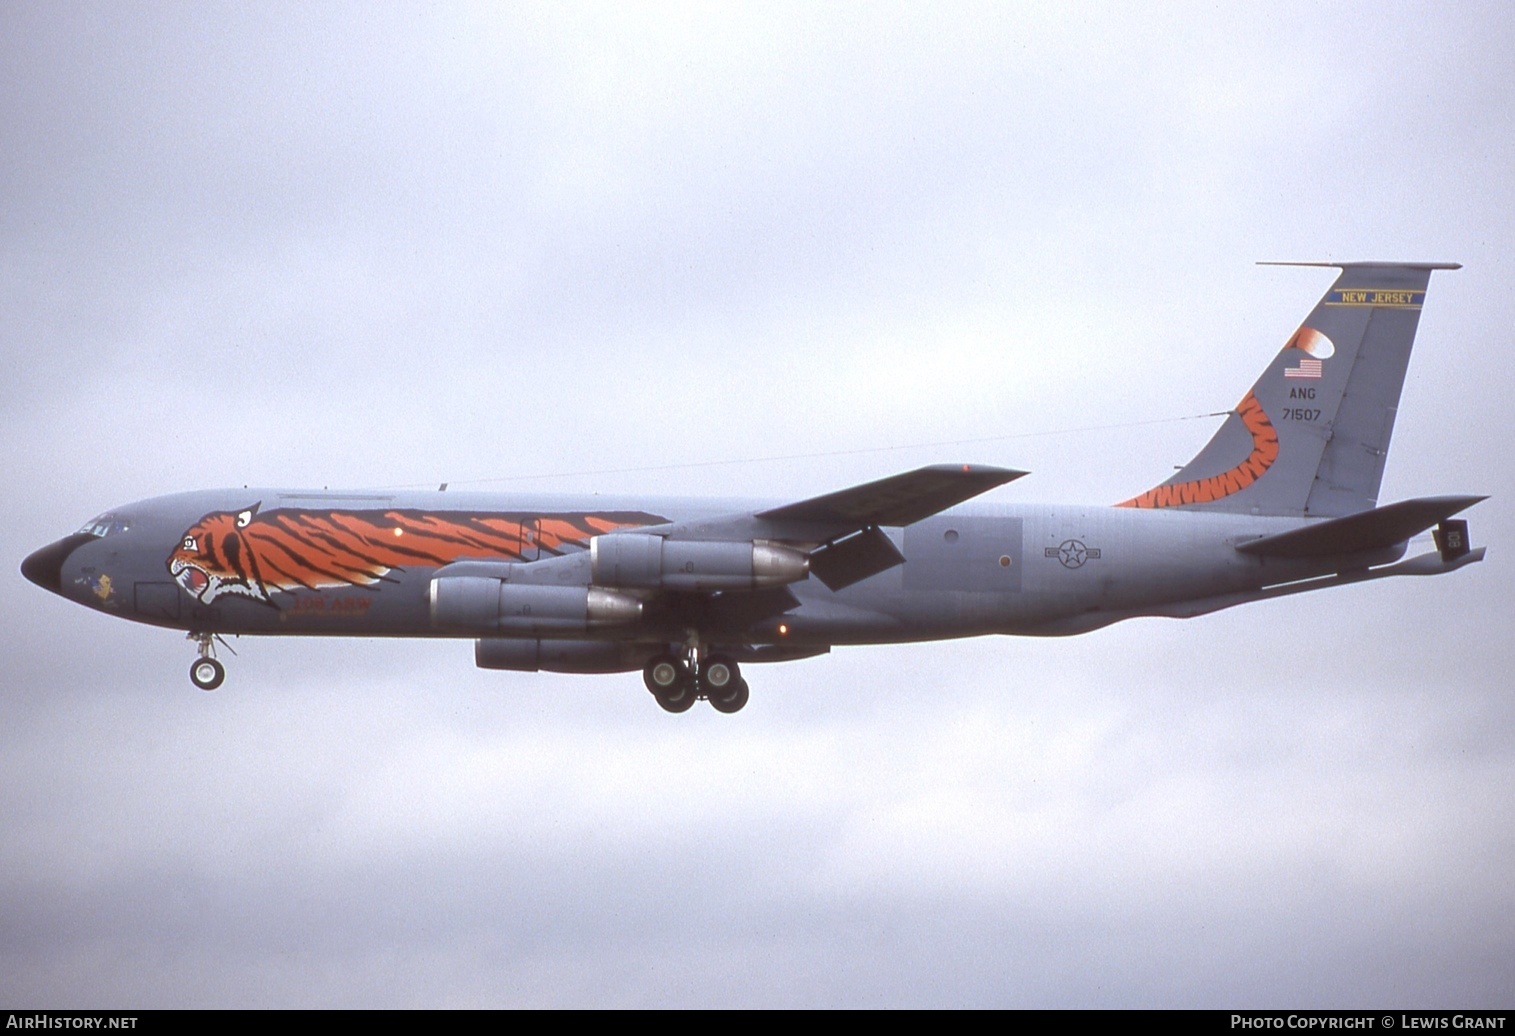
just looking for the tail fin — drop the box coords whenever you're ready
[1118,261,1460,517]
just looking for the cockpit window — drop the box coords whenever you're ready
[77,514,130,538]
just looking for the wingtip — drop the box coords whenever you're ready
[932,463,1029,483]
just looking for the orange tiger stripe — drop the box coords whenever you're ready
[1116,391,1278,509]
[168,507,665,605]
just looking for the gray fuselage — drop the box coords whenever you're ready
[34,487,1385,649]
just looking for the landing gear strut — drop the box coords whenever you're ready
[642,646,748,714]
[187,632,230,691]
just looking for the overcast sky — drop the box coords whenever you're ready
[3,1,1512,1008]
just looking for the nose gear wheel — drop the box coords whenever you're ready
[190,657,225,691]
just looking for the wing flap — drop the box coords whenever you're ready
[808,526,907,591]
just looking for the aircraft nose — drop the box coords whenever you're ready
[21,533,95,594]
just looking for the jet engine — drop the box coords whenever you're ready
[475,637,657,674]
[430,577,641,633]
[590,535,809,591]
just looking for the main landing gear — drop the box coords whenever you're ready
[187,632,232,691]
[642,649,749,714]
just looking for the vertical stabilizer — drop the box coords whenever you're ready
[1118,262,1459,517]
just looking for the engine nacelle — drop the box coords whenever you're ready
[475,637,657,674]
[590,535,809,591]
[430,577,642,633]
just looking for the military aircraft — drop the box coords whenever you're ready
[22,262,1486,713]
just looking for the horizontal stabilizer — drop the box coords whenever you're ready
[757,464,1025,528]
[1258,260,1462,271]
[1235,495,1486,558]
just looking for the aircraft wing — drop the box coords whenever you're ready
[636,464,1026,592]
[756,464,1026,527]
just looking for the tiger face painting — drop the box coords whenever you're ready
[166,504,665,605]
